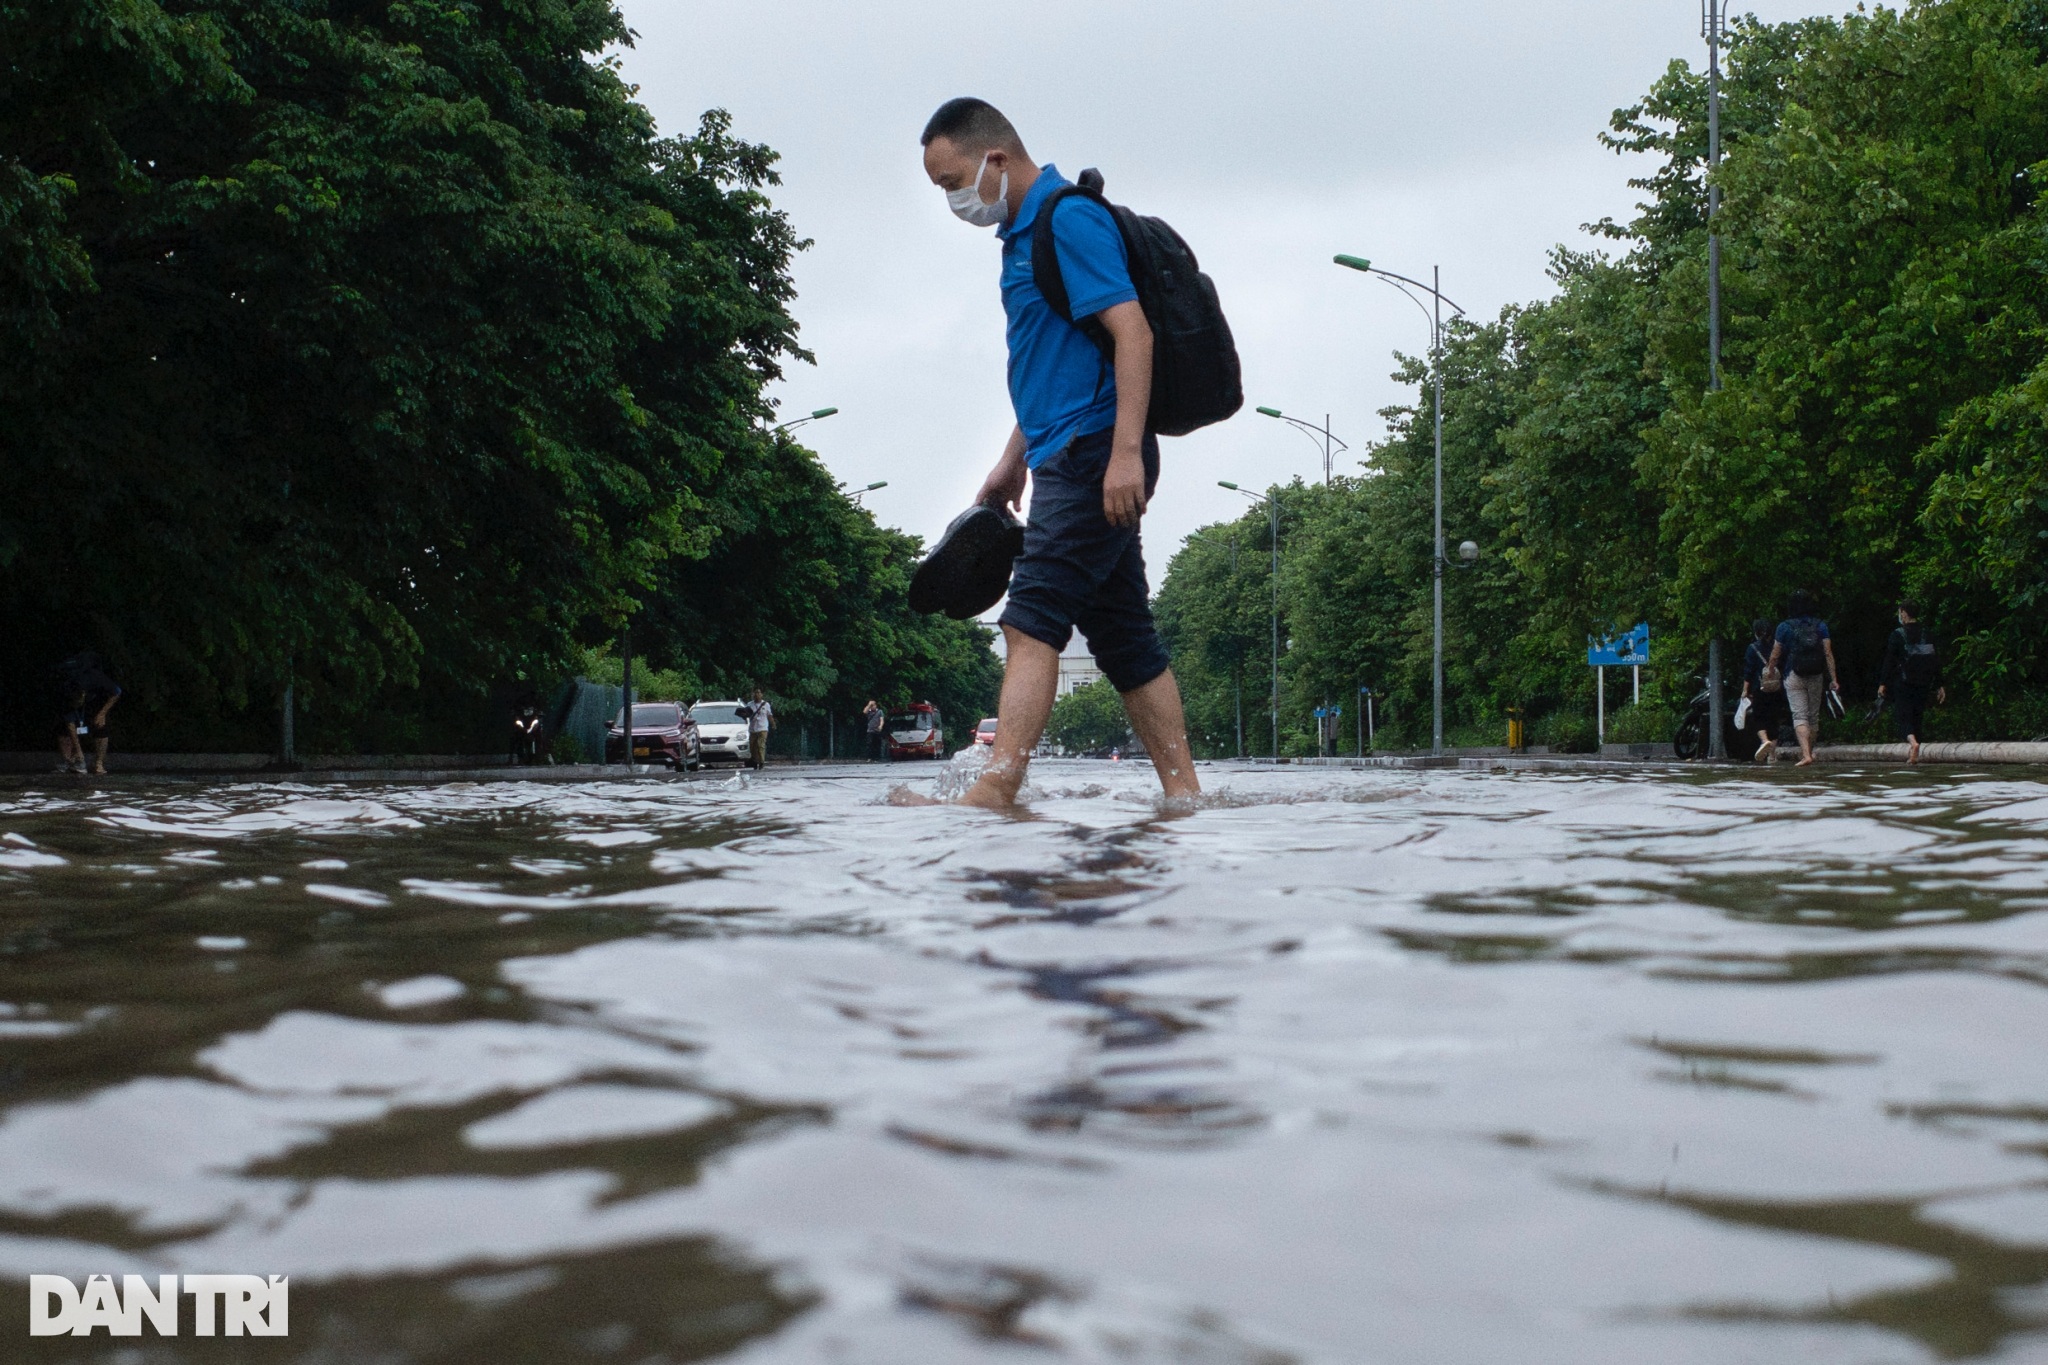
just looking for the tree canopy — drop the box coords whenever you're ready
[0,0,995,751]
[1159,0,2048,753]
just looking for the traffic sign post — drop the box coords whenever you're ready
[1587,624,1651,747]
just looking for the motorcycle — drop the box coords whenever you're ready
[1673,679,1762,761]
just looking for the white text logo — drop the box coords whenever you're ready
[29,1274,289,1336]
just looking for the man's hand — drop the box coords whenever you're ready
[977,426,1029,512]
[1097,300,1153,527]
[1937,686,1948,705]
[1103,442,1146,527]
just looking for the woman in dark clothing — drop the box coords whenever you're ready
[1740,618,1790,763]
[1877,600,1945,764]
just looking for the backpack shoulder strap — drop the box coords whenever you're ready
[1030,178,1116,357]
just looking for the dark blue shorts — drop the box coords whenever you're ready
[999,427,1171,694]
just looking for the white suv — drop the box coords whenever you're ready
[688,701,752,765]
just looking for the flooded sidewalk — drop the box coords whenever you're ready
[1,760,2045,1362]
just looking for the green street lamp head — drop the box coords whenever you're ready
[1255,406,1284,419]
[1217,480,1240,491]
[1334,254,1372,273]
[862,480,887,492]
[811,407,839,420]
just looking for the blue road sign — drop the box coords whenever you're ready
[1587,622,1650,667]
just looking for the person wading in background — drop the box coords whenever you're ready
[863,699,886,762]
[1878,599,1946,764]
[1740,618,1790,764]
[918,97,1198,809]
[1766,589,1841,768]
[53,653,121,776]
[744,687,774,771]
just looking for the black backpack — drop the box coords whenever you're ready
[1788,619,1827,677]
[1898,625,1938,686]
[1031,168,1242,437]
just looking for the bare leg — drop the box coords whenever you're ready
[1907,732,1920,764]
[1794,723,1815,766]
[960,627,1060,809]
[91,737,108,775]
[1120,669,1200,801]
[1754,730,1773,764]
[57,732,79,770]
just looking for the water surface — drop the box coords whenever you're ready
[2,760,2047,1362]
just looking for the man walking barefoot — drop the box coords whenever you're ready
[920,97,1198,808]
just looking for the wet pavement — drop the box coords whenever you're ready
[2,758,2047,1362]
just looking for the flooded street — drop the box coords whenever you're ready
[3,760,2048,1363]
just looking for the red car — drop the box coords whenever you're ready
[886,703,945,760]
[605,702,702,770]
[972,717,998,746]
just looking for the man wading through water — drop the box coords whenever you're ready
[920,98,1199,808]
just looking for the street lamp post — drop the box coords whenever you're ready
[1219,481,1281,759]
[1704,0,1725,394]
[848,479,888,504]
[773,406,839,434]
[1704,0,1731,761]
[1334,255,1467,755]
[1255,406,1348,486]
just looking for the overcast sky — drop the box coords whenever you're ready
[613,1,1829,598]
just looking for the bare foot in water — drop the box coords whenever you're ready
[955,777,1017,810]
[885,786,940,806]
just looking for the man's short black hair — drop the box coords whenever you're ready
[921,97,1023,154]
[1752,618,1773,638]
[1787,588,1817,617]
[1897,598,1918,617]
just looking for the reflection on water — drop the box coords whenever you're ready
[2,763,2048,1360]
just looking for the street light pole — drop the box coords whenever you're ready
[1431,265,1445,755]
[848,479,888,503]
[1270,488,1280,759]
[1704,0,1730,759]
[1256,406,1348,486]
[1333,255,1467,756]
[1220,481,1282,759]
[1705,0,1724,394]
[1231,537,1244,759]
[773,406,840,433]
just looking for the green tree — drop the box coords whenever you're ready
[1046,677,1129,754]
[0,0,802,748]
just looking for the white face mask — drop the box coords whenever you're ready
[946,152,1008,228]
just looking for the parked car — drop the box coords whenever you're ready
[972,717,998,747]
[886,703,945,760]
[688,700,751,766]
[605,702,701,770]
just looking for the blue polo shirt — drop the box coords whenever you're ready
[996,164,1137,468]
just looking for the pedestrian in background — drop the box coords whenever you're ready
[863,699,886,762]
[53,653,121,776]
[1878,599,1945,765]
[745,686,774,770]
[1766,589,1840,768]
[1740,618,1789,764]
